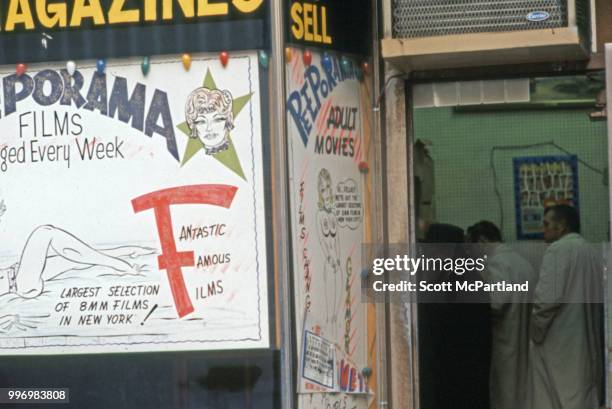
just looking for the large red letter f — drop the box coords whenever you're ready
[132,185,238,318]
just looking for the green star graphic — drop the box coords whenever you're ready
[177,69,253,180]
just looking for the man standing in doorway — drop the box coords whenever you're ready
[530,204,603,409]
[466,221,535,409]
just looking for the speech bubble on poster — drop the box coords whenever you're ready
[334,179,362,230]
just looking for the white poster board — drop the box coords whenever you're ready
[287,49,369,404]
[0,52,269,354]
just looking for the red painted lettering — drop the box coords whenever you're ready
[339,359,349,390]
[132,184,237,317]
[349,367,356,392]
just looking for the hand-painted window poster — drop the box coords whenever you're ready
[287,49,369,406]
[0,52,269,354]
[513,155,579,240]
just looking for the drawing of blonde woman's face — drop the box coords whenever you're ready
[185,88,234,154]
[194,111,228,148]
[318,170,333,210]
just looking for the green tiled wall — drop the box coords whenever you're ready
[413,107,609,242]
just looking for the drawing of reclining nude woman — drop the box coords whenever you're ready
[0,203,153,299]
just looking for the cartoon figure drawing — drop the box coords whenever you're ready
[185,87,234,155]
[0,216,153,334]
[316,168,343,338]
[0,223,150,300]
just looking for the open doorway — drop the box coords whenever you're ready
[410,74,609,409]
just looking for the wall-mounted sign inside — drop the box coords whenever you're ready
[513,155,579,240]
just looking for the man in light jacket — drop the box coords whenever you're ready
[530,204,603,409]
[467,221,535,409]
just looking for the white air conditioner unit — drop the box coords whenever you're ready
[382,0,594,72]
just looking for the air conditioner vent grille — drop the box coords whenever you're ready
[393,0,568,38]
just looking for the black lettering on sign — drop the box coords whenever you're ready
[196,253,231,268]
[195,280,224,300]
